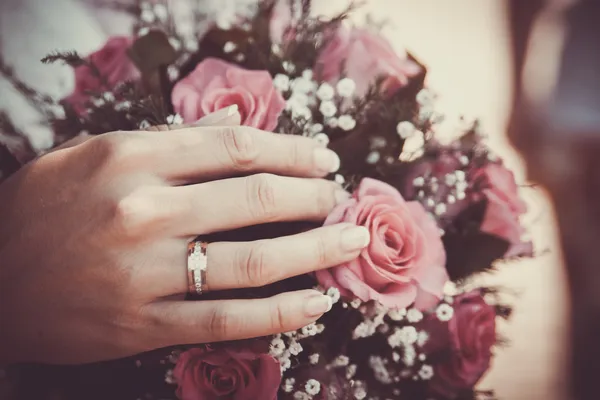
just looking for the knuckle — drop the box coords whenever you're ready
[270,302,288,332]
[207,307,232,340]
[315,233,329,266]
[86,132,147,170]
[241,243,274,287]
[314,181,337,215]
[109,193,155,239]
[246,173,278,220]
[285,139,304,170]
[220,127,259,170]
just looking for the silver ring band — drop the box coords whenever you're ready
[187,240,208,295]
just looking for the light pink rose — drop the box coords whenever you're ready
[429,290,497,399]
[316,26,422,97]
[65,36,140,112]
[172,58,286,131]
[173,346,280,400]
[476,164,533,258]
[316,178,448,310]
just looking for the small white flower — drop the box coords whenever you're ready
[309,123,324,135]
[413,176,425,187]
[302,69,314,81]
[291,77,313,94]
[457,191,466,200]
[305,379,321,396]
[288,92,309,107]
[335,174,345,185]
[366,151,381,165]
[338,115,357,131]
[216,17,233,30]
[167,65,180,81]
[346,364,357,379]
[114,101,132,112]
[417,330,430,346]
[138,27,151,37]
[403,344,416,366]
[354,386,367,400]
[140,8,155,23]
[399,326,419,345]
[289,341,303,356]
[185,39,199,53]
[418,365,434,380]
[387,308,407,321]
[459,155,470,166]
[436,303,454,322]
[334,355,350,367]
[396,121,415,139]
[416,88,434,105]
[392,352,400,362]
[353,322,371,339]
[292,106,312,121]
[317,83,335,101]
[167,114,184,125]
[313,133,330,146]
[418,106,433,123]
[435,203,447,216]
[302,323,318,336]
[293,391,310,400]
[92,98,106,107]
[273,74,291,92]
[455,170,466,181]
[283,61,296,74]
[153,3,168,21]
[280,357,291,371]
[102,92,115,102]
[223,41,237,54]
[326,287,341,303]
[282,378,295,392]
[326,117,339,128]
[309,353,320,364]
[407,309,423,323]
[336,78,356,98]
[445,173,457,186]
[270,337,286,356]
[319,101,337,118]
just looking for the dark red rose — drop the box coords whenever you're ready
[173,346,280,400]
[429,291,497,399]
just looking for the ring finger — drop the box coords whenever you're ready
[155,223,370,296]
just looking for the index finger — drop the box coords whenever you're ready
[142,125,340,183]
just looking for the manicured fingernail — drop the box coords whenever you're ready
[194,105,239,126]
[335,189,351,204]
[304,294,333,317]
[341,226,370,251]
[313,148,341,173]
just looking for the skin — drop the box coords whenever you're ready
[0,107,370,365]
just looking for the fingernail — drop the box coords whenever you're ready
[304,294,333,317]
[335,189,351,204]
[313,148,341,173]
[194,105,239,126]
[341,226,370,251]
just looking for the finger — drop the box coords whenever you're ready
[144,290,333,345]
[146,106,242,132]
[44,132,92,153]
[166,174,350,236]
[141,124,340,183]
[157,223,370,295]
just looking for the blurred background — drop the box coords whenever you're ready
[0,0,570,398]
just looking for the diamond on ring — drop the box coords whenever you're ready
[187,240,208,295]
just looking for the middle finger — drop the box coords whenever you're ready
[166,174,350,237]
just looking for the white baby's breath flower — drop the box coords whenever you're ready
[168,38,182,52]
[305,379,321,396]
[273,74,291,92]
[317,83,335,101]
[138,27,151,37]
[167,66,180,81]
[326,287,341,303]
[291,77,313,94]
[335,174,345,185]
[167,114,184,125]
[327,117,339,128]
[293,392,310,400]
[417,330,430,346]
[388,308,407,321]
[416,88,434,105]
[223,41,237,54]
[396,121,415,139]
[153,3,168,21]
[289,341,303,356]
[309,353,320,365]
[309,123,324,135]
[418,365,434,380]
[354,386,367,400]
[333,355,350,367]
[282,378,295,392]
[399,326,418,345]
[302,69,314,81]
[336,78,356,98]
[302,323,318,336]
[313,133,330,146]
[406,309,423,324]
[140,8,155,23]
[319,101,337,118]
[436,303,454,322]
[338,115,357,131]
[280,356,292,372]
[185,39,199,53]
[270,337,286,356]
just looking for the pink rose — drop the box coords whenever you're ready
[429,291,497,399]
[475,163,533,258]
[172,58,286,130]
[65,36,140,112]
[173,346,280,400]
[316,178,448,310]
[316,26,422,97]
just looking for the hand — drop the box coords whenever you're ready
[0,107,370,365]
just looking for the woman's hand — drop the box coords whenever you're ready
[0,108,370,365]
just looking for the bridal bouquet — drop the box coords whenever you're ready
[0,1,533,399]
